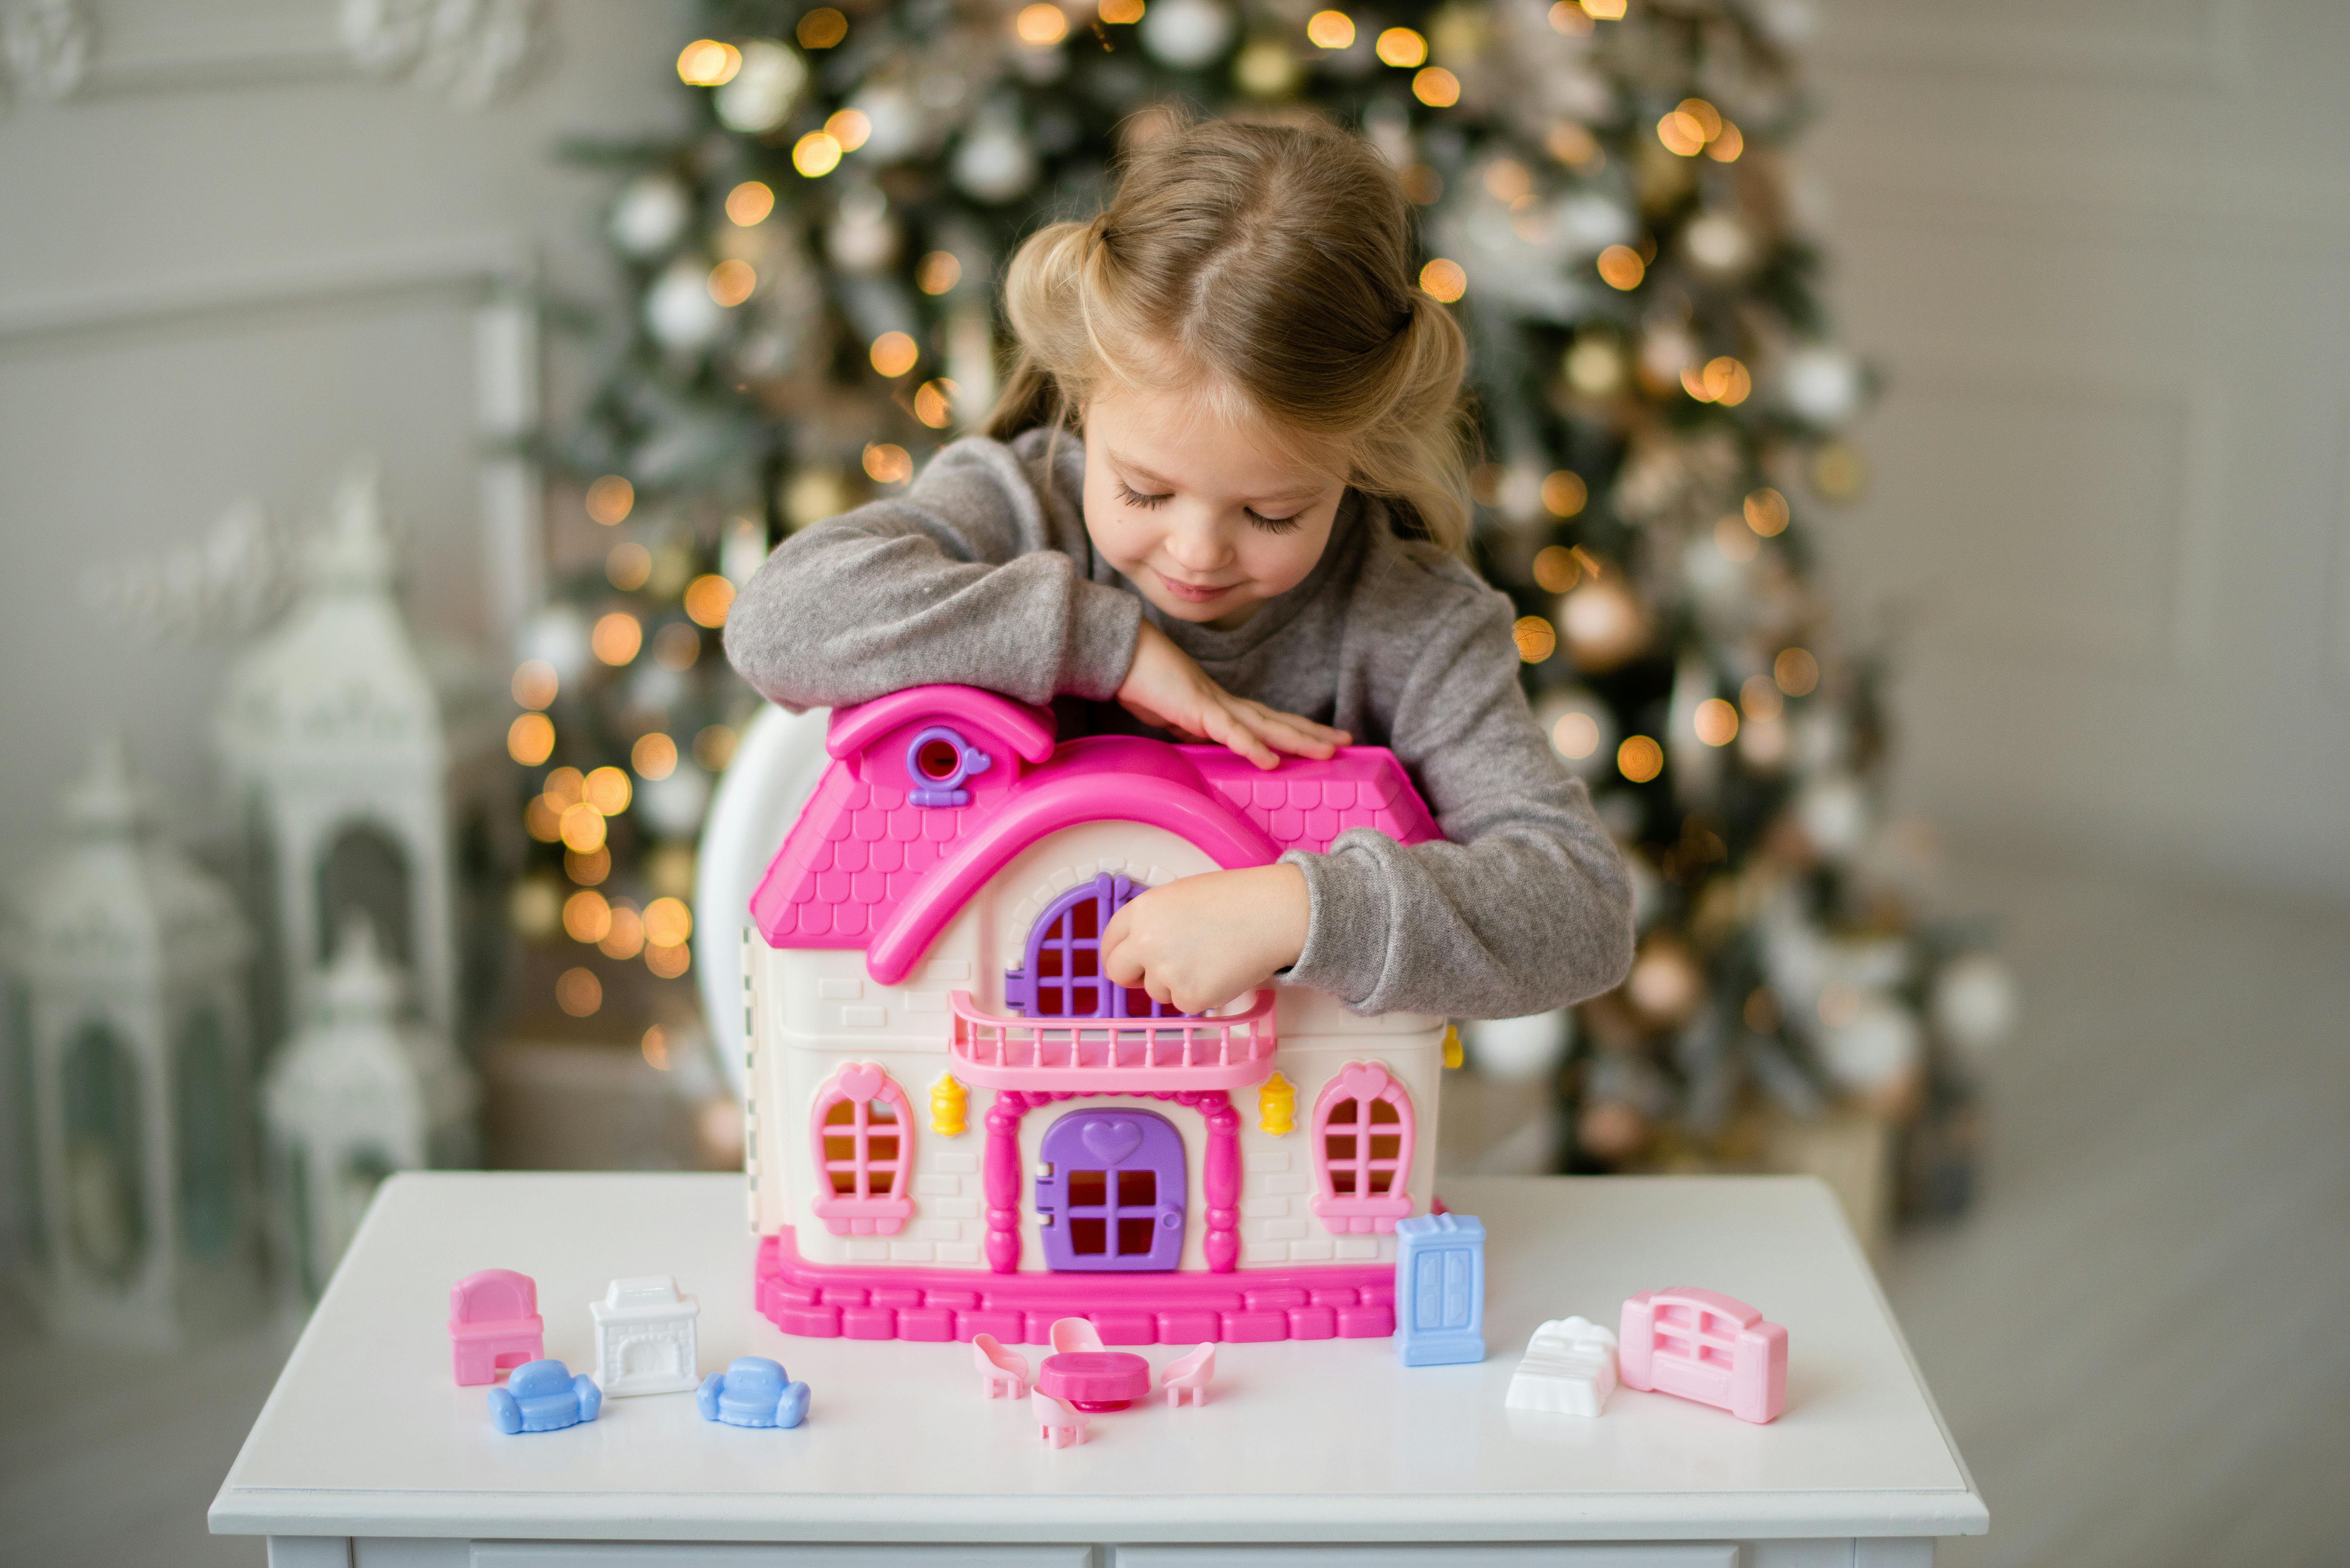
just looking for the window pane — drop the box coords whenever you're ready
[1329,1098,1359,1124]
[1330,1167,1357,1195]
[1324,1135,1356,1160]
[1369,1099,1400,1124]
[1070,1217,1107,1254]
[1117,1217,1156,1255]
[1069,1170,1107,1207]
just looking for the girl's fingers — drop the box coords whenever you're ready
[1242,707,1341,759]
[1204,703,1281,768]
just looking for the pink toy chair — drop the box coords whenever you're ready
[1618,1286,1787,1424]
[1032,1387,1088,1448]
[1048,1317,1104,1354]
[972,1333,1030,1399]
[1160,1342,1215,1407]
[448,1269,544,1387]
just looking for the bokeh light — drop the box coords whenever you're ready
[1015,4,1068,44]
[1100,0,1145,21]
[1532,544,1582,593]
[1547,1,1591,34]
[863,443,913,484]
[602,904,645,961]
[565,846,610,886]
[916,251,962,295]
[796,8,847,47]
[1419,258,1467,302]
[1540,470,1587,518]
[592,612,642,666]
[824,108,871,150]
[1617,735,1664,783]
[645,896,694,948]
[646,943,692,979]
[1744,486,1790,536]
[1375,26,1426,65]
[1596,245,1644,290]
[1550,711,1600,759]
[606,541,652,591]
[1580,0,1626,17]
[1657,110,1706,157]
[914,379,960,429]
[507,713,554,766]
[725,181,775,226]
[511,660,557,709]
[1512,615,1558,663]
[1740,676,1784,722]
[556,967,603,1017]
[870,331,919,377]
[1775,646,1820,696]
[707,260,756,307]
[684,574,736,628]
[585,765,632,816]
[676,40,741,86]
[1307,10,1355,48]
[524,795,562,843]
[563,889,612,945]
[585,475,633,525]
[1713,515,1759,562]
[695,724,739,771]
[652,621,701,671]
[1412,67,1459,107]
[544,767,585,808]
[632,732,679,780]
[1706,122,1744,162]
[559,803,607,854]
[1694,697,1740,747]
[792,132,842,177]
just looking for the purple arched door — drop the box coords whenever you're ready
[1004,872,1188,1020]
[1035,1108,1186,1271]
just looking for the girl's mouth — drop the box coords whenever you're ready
[1155,569,1238,604]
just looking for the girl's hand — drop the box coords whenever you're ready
[1116,621,1351,769]
[1102,864,1309,1015]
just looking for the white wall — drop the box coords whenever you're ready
[0,0,688,889]
[1804,0,2350,903]
[0,0,689,1264]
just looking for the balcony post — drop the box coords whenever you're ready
[983,1090,1027,1273]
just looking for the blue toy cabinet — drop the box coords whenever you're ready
[1394,1212,1485,1366]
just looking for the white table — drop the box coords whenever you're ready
[209,1172,1987,1568]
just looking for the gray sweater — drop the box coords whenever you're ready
[725,427,1635,1020]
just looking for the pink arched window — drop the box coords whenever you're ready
[1308,1061,1415,1234]
[809,1063,915,1237]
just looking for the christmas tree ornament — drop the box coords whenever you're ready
[1141,0,1236,67]
[849,84,928,164]
[1559,575,1648,669]
[645,258,728,350]
[5,735,260,1345]
[951,101,1039,204]
[1625,935,1704,1030]
[1779,345,1863,427]
[262,917,477,1301]
[1930,952,2018,1061]
[713,38,806,134]
[1795,774,1869,861]
[1531,687,1618,782]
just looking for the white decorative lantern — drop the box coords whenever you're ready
[589,1275,701,1395]
[5,737,260,1345]
[217,462,503,1049]
[262,917,477,1300]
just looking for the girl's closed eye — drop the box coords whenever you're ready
[1115,478,1170,509]
[1243,507,1302,534]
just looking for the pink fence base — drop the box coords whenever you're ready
[755,1229,1397,1345]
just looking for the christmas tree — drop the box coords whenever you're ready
[528,0,2013,1213]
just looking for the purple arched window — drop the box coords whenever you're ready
[1004,872,1192,1020]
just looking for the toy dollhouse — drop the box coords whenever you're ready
[741,684,1451,1345]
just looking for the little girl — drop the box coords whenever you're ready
[727,115,1633,1023]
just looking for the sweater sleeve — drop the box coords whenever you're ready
[1279,589,1636,1020]
[722,434,1143,711]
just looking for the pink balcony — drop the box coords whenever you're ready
[947,990,1278,1092]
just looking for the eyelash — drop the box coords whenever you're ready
[1116,479,1303,534]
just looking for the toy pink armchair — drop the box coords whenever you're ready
[972,1333,1030,1399]
[1618,1286,1786,1424]
[1032,1387,1088,1448]
[1161,1342,1215,1407]
[1049,1317,1104,1354]
[449,1268,545,1387]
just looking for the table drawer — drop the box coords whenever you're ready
[1114,1550,1737,1568]
[466,1548,1096,1568]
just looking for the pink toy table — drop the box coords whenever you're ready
[1036,1350,1152,1411]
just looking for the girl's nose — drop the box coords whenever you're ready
[1165,523,1231,574]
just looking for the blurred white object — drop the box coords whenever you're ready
[9,736,260,1345]
[1932,952,2019,1060]
[1816,992,1924,1093]
[1506,1315,1618,1415]
[1463,1009,1573,1082]
[264,917,476,1301]
[694,703,835,1097]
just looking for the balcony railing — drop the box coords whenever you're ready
[947,990,1278,1092]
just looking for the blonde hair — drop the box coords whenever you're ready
[985,112,1474,557]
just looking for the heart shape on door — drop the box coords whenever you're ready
[1079,1118,1143,1164]
[836,1063,885,1103]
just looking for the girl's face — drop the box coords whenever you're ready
[1080,379,1346,631]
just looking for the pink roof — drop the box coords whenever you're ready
[750,685,1441,984]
